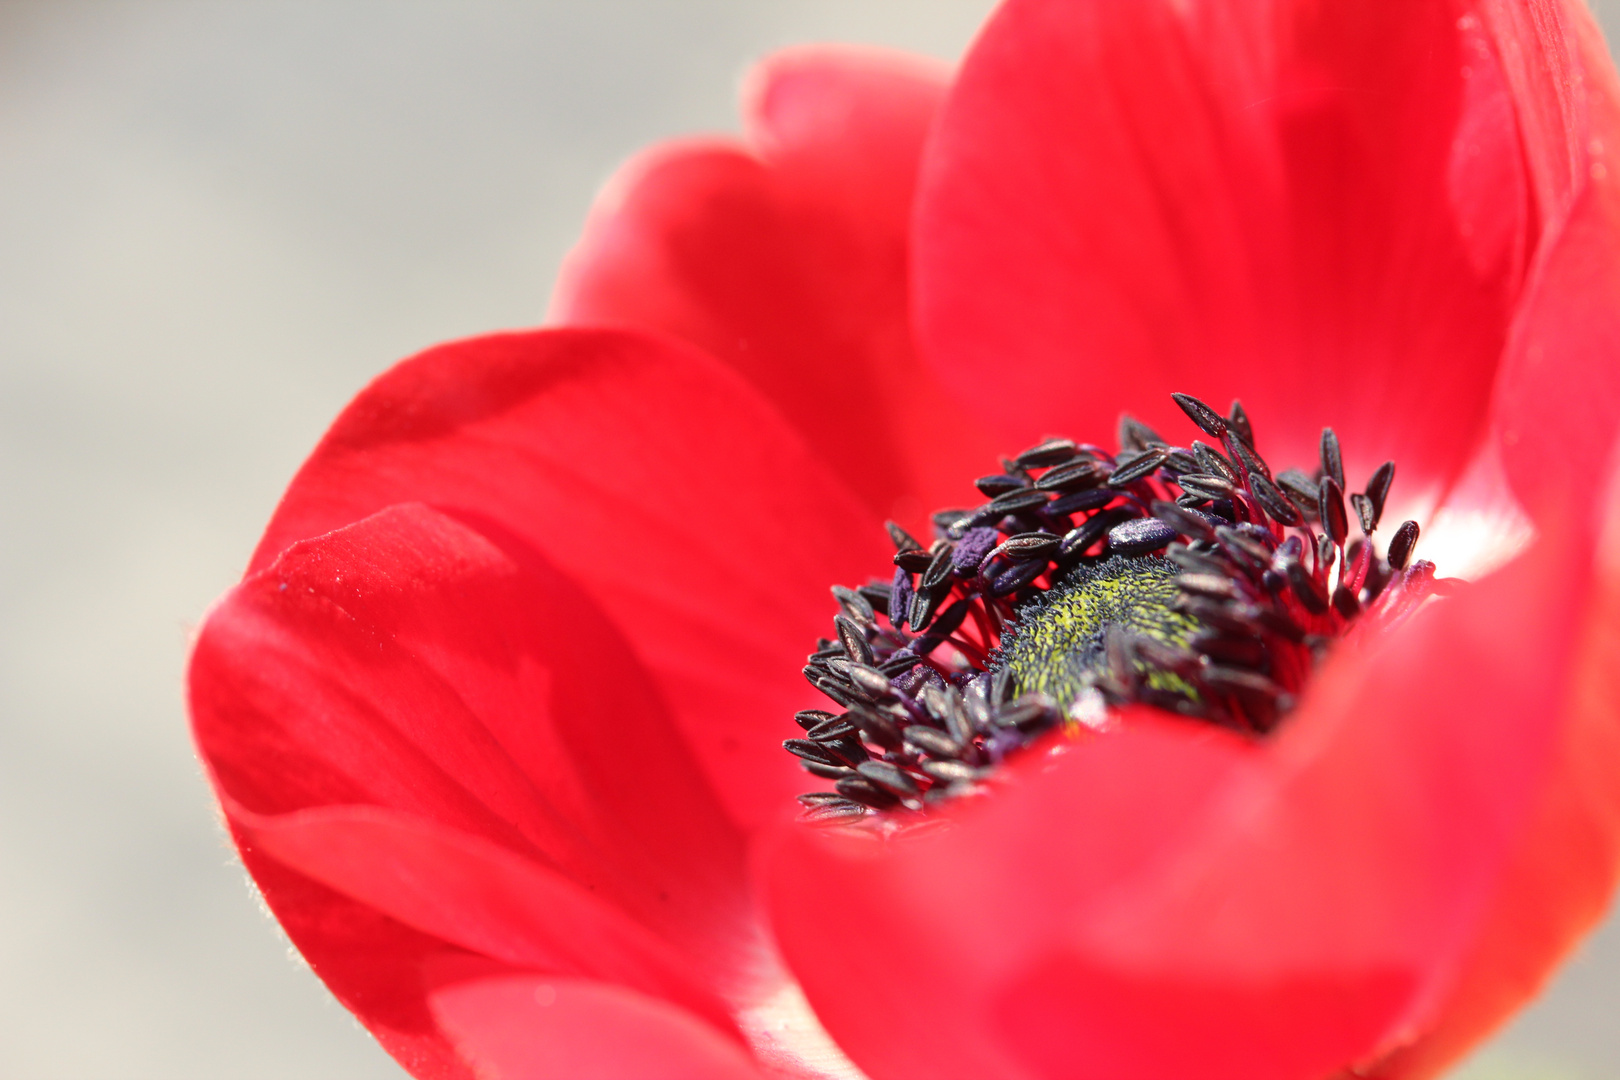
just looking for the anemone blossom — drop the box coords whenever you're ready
[190,1,1620,1078]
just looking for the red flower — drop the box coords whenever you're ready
[189,2,1620,1078]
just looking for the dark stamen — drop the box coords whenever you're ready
[1350,493,1377,535]
[1108,517,1177,555]
[1118,415,1166,451]
[975,473,1027,497]
[1228,400,1255,446]
[1320,428,1346,491]
[1227,433,1272,481]
[1250,474,1302,526]
[788,396,1438,824]
[1152,500,1218,541]
[1319,476,1350,547]
[1109,447,1169,486]
[1035,459,1108,491]
[1275,469,1320,516]
[894,547,933,572]
[1192,440,1240,484]
[1178,473,1238,502]
[1015,438,1079,469]
[1171,392,1228,438]
[1365,461,1396,528]
[1285,558,1330,614]
[857,760,920,798]
[1387,520,1420,571]
[886,520,922,552]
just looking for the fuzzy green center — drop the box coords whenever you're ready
[999,556,1202,706]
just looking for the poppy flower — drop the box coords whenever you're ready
[189,1,1620,1078]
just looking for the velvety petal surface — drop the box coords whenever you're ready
[915,0,1535,499]
[193,503,781,1074]
[767,530,1587,1080]
[231,846,483,1080]
[234,803,740,1036]
[431,974,770,1080]
[551,46,997,529]
[1486,0,1620,523]
[247,328,888,833]
[1367,445,1620,1078]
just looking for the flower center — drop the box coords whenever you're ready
[999,555,1203,710]
[788,394,1438,824]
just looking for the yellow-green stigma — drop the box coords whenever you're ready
[997,555,1203,708]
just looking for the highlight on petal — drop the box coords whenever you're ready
[192,502,786,1073]
[551,46,997,527]
[1365,436,1620,1079]
[766,522,1589,1080]
[431,974,769,1080]
[914,0,1535,501]
[1487,0,1620,525]
[201,504,752,960]
[247,328,890,833]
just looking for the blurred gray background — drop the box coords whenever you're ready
[0,2,1616,1077]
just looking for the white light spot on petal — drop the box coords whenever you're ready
[737,981,869,1080]
[1420,440,1537,580]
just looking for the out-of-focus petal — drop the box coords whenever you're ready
[1367,441,1620,1079]
[245,329,888,832]
[552,46,996,528]
[231,848,480,1080]
[914,0,1532,496]
[431,974,770,1080]
[236,804,742,1040]
[767,721,1261,1080]
[1486,0,1620,524]
[768,525,1586,1080]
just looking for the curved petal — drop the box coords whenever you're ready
[236,804,741,1040]
[198,504,754,972]
[766,720,1262,1080]
[431,974,770,1080]
[234,830,765,1080]
[230,846,481,1080]
[194,502,805,1074]
[1367,439,1620,1079]
[1487,0,1620,525]
[914,0,1534,497]
[766,527,1587,1080]
[551,46,997,527]
[246,329,889,832]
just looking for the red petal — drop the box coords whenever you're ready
[246,329,888,832]
[914,0,1532,495]
[431,974,769,1080]
[552,47,997,527]
[767,532,1586,1080]
[235,804,741,1040]
[993,540,1583,1080]
[198,504,752,966]
[194,502,799,1073]
[1366,443,1620,1078]
[765,720,1262,1080]
[1487,0,1620,524]
[231,846,480,1080]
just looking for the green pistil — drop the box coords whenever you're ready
[999,555,1202,707]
